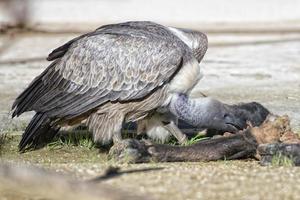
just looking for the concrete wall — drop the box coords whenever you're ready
[1,0,300,32]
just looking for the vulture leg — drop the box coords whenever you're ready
[163,121,187,144]
[112,129,122,143]
[108,139,153,163]
[136,113,172,143]
[87,112,125,145]
[112,115,125,144]
[136,113,187,144]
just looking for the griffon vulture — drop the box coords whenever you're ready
[12,21,258,151]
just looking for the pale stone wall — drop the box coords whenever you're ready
[1,0,300,31]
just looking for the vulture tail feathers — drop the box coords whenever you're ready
[19,113,60,152]
[12,62,57,118]
[12,81,44,118]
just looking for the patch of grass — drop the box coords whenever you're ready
[0,133,7,154]
[165,136,179,145]
[0,114,28,133]
[219,156,230,165]
[0,135,106,164]
[271,153,295,167]
[185,134,210,146]
[0,133,6,145]
[8,121,28,132]
[0,133,16,156]
[47,130,95,150]
[164,132,210,146]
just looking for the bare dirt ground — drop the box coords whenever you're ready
[2,135,300,200]
[0,30,300,199]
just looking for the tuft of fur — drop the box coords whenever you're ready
[232,102,270,127]
[136,113,173,143]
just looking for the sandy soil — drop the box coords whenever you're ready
[1,135,300,200]
[0,30,300,199]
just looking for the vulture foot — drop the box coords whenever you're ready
[108,139,153,163]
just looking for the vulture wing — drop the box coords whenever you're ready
[13,22,189,151]
[12,23,187,150]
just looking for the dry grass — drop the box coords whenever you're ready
[0,133,6,154]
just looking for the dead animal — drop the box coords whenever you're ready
[110,114,300,166]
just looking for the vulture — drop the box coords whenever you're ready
[12,21,257,152]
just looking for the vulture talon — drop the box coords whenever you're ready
[108,139,152,163]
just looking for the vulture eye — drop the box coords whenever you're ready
[162,121,170,125]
